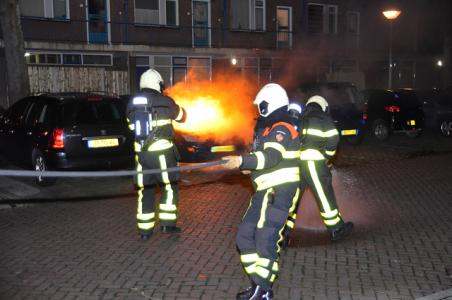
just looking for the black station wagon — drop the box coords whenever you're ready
[0,93,134,185]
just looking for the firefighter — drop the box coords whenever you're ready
[127,68,186,240]
[222,83,301,300]
[288,95,354,243]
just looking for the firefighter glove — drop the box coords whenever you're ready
[222,156,242,170]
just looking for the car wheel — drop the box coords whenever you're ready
[372,119,390,141]
[32,150,56,186]
[440,120,452,136]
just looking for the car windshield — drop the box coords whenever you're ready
[62,100,125,126]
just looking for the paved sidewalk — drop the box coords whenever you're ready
[0,134,451,299]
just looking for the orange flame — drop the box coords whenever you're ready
[166,71,258,145]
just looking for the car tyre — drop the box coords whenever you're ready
[32,150,56,186]
[372,119,390,141]
[440,120,452,136]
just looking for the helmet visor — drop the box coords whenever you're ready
[258,101,269,116]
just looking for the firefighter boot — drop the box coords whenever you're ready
[161,226,181,234]
[236,282,256,300]
[330,221,354,241]
[248,286,273,300]
[140,232,153,241]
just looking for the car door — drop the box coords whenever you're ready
[0,99,31,160]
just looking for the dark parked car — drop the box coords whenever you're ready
[295,82,367,144]
[0,92,134,185]
[416,89,452,136]
[362,89,424,141]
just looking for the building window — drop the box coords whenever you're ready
[346,11,360,35]
[277,6,292,49]
[63,54,82,65]
[26,53,62,64]
[26,52,114,66]
[19,0,69,19]
[231,0,266,31]
[166,0,177,26]
[307,3,337,34]
[188,57,211,81]
[82,54,113,66]
[135,0,178,26]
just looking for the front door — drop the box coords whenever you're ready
[192,1,210,47]
[276,6,292,49]
[87,0,110,44]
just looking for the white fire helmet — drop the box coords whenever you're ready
[306,95,328,112]
[139,68,164,92]
[253,83,289,117]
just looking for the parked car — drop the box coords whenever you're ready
[416,88,452,136]
[0,92,134,186]
[295,82,367,145]
[362,89,424,141]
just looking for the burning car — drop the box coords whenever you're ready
[122,71,258,163]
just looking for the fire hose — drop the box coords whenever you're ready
[0,160,227,178]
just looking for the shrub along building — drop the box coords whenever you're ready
[0,0,450,106]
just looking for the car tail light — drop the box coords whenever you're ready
[50,128,65,149]
[384,105,400,113]
[362,112,368,120]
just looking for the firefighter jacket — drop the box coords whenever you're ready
[240,107,300,191]
[127,88,186,152]
[299,105,339,161]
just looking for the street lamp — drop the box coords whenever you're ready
[382,9,401,89]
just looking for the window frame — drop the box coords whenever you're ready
[307,3,338,35]
[134,0,179,26]
[230,0,266,32]
[346,11,360,35]
[19,0,70,20]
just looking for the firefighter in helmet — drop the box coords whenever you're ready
[127,68,186,240]
[222,83,301,300]
[284,95,353,244]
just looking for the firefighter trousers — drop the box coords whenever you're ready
[134,146,180,235]
[296,159,344,231]
[236,182,300,290]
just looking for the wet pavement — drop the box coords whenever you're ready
[0,130,451,299]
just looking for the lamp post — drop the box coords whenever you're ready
[382,10,401,89]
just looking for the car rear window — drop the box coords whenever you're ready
[62,100,125,126]
[394,91,421,109]
[299,84,364,106]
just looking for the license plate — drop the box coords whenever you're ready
[88,138,119,148]
[410,120,416,126]
[211,145,236,153]
[341,129,357,136]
